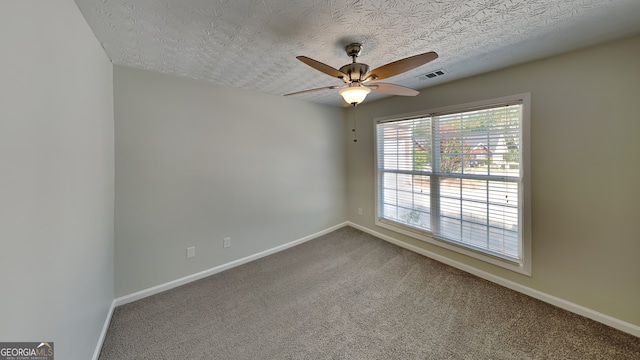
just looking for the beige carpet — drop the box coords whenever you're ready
[99,226,640,359]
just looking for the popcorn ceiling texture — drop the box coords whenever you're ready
[75,0,640,106]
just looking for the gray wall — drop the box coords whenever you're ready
[346,35,640,326]
[113,66,347,297]
[0,2,114,360]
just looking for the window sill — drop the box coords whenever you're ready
[375,218,531,276]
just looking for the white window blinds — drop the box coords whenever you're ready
[376,102,523,263]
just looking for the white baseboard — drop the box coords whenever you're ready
[114,222,349,307]
[92,299,115,360]
[347,221,640,338]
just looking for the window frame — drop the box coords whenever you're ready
[374,93,531,275]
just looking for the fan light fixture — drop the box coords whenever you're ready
[339,84,371,105]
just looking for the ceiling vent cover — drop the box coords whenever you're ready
[417,69,447,80]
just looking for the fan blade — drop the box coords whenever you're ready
[297,56,347,79]
[369,83,419,96]
[364,51,438,81]
[284,85,342,97]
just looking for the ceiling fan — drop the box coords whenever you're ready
[285,43,438,106]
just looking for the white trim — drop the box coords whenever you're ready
[347,221,640,338]
[114,222,349,307]
[375,219,529,275]
[92,300,115,360]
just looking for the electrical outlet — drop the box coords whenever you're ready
[186,246,195,259]
[223,237,231,248]
[358,208,363,216]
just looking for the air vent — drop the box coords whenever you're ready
[417,69,447,81]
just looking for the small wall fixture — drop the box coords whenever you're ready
[339,84,371,106]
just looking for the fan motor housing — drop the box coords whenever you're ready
[345,43,363,57]
[339,63,369,82]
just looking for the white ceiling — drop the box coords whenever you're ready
[75,0,640,107]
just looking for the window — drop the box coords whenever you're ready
[375,94,530,274]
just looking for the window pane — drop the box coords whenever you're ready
[432,176,519,257]
[440,178,462,220]
[378,117,432,173]
[488,227,519,258]
[437,114,465,174]
[412,120,432,172]
[440,216,461,241]
[379,172,431,232]
[462,221,489,249]
[435,106,521,178]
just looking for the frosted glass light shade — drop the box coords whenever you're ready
[339,86,371,105]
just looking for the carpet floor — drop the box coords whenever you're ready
[99,226,640,359]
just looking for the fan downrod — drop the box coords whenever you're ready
[340,43,369,82]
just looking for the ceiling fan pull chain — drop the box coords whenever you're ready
[352,106,358,143]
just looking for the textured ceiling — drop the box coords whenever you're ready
[75,0,640,106]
